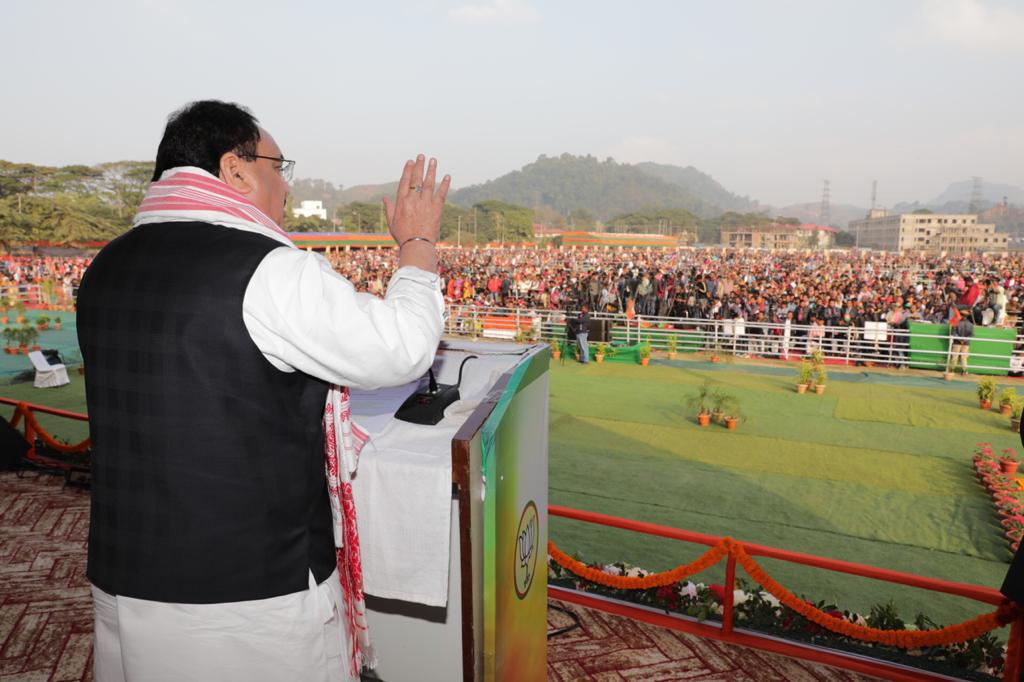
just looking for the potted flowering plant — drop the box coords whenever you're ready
[595,342,607,363]
[687,380,713,426]
[1001,449,1020,477]
[1000,388,1018,417]
[977,377,998,410]
[666,335,678,360]
[796,359,813,394]
[549,337,561,360]
[36,314,50,331]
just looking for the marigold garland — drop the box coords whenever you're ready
[548,537,1022,649]
[547,539,730,590]
[9,402,91,454]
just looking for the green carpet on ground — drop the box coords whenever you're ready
[548,359,1021,632]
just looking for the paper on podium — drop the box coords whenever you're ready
[348,345,520,607]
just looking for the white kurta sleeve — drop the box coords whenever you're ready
[242,246,444,390]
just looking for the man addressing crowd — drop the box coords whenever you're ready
[77,100,449,681]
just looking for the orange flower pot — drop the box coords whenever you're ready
[980,400,992,410]
[551,351,561,360]
[796,384,808,394]
[725,417,738,430]
[640,357,650,366]
[1001,405,1013,417]
[697,413,710,426]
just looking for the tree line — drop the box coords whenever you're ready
[2,159,830,247]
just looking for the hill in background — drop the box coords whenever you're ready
[449,154,758,220]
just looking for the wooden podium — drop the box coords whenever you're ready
[351,341,549,681]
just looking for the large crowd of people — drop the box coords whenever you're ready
[325,246,1020,328]
[5,247,1024,344]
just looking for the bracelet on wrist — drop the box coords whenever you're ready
[400,236,435,249]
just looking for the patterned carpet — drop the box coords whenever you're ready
[547,600,880,682]
[0,472,93,682]
[1,471,876,681]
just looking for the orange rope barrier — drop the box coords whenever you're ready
[548,537,1021,649]
[9,402,91,454]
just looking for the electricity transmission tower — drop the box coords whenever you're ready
[820,180,831,227]
[969,176,984,214]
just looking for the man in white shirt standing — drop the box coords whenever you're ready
[77,100,448,681]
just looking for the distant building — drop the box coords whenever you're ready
[847,209,1007,253]
[721,223,834,250]
[292,200,327,220]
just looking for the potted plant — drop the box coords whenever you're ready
[666,335,678,360]
[722,396,742,430]
[710,389,733,425]
[36,314,50,331]
[1013,399,1024,432]
[549,337,561,360]
[796,359,813,394]
[2,327,15,354]
[813,363,828,395]
[978,377,998,410]
[14,326,28,354]
[595,342,607,363]
[1000,388,1018,417]
[23,325,40,352]
[638,341,651,366]
[1001,449,1020,476]
[14,301,27,324]
[709,340,722,363]
[0,306,7,325]
[54,316,62,331]
[687,380,713,426]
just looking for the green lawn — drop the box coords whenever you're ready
[548,358,1021,630]
[4,355,1020,630]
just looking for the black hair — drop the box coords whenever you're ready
[151,100,261,181]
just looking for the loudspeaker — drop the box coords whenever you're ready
[588,319,611,343]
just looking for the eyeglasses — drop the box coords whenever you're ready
[241,154,295,182]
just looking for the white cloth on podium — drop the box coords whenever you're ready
[28,350,69,388]
[350,350,514,607]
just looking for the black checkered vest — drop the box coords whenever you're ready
[78,222,334,603]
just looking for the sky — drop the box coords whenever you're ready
[2,0,1022,208]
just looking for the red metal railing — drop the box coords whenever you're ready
[0,397,89,468]
[550,504,1024,682]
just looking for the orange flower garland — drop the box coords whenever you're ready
[9,402,91,454]
[547,539,730,590]
[549,537,1021,650]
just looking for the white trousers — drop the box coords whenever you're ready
[92,570,354,682]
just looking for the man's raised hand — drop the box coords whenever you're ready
[383,154,450,247]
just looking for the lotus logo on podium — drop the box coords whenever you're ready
[514,501,539,599]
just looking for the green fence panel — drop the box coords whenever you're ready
[908,322,1014,376]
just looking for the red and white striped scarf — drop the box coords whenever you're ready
[136,167,374,677]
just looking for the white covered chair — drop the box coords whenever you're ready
[28,350,70,388]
